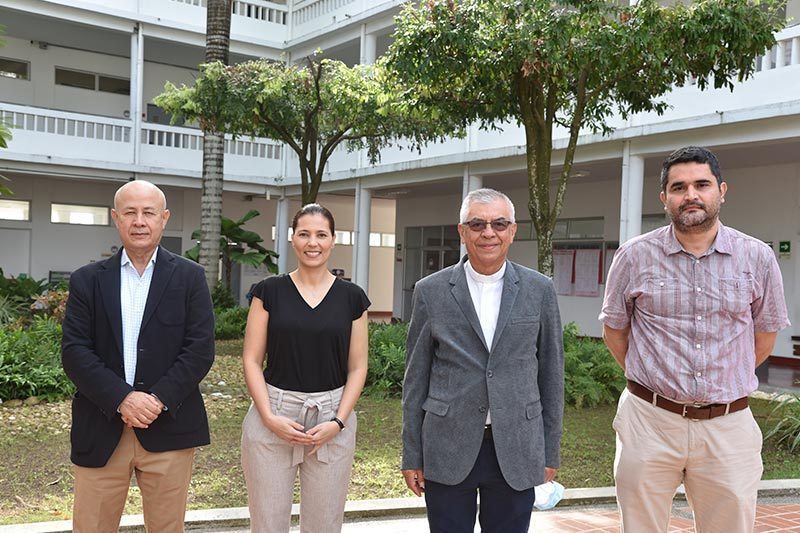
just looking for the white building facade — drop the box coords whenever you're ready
[1,0,800,359]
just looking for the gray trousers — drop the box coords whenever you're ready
[241,384,356,533]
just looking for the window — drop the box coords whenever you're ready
[381,233,396,248]
[0,58,29,80]
[55,68,95,90]
[369,232,396,247]
[50,203,109,226]
[270,226,293,242]
[99,75,130,95]
[335,230,352,245]
[0,199,30,221]
[55,68,130,95]
[641,213,668,234]
[369,232,381,247]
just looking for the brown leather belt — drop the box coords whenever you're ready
[627,380,748,420]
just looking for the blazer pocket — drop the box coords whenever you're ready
[525,400,542,420]
[510,313,540,325]
[422,397,449,417]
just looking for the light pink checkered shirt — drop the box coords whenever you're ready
[599,223,789,404]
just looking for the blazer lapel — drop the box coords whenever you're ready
[490,260,520,354]
[449,257,489,351]
[139,247,177,332]
[99,251,123,357]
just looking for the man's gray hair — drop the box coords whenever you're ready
[459,188,515,223]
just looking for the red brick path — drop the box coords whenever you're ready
[529,504,800,532]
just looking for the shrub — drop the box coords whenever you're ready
[364,322,408,397]
[212,282,237,311]
[562,322,625,408]
[0,270,46,308]
[0,316,74,401]
[0,294,21,326]
[215,306,249,340]
[30,289,69,323]
[766,392,800,452]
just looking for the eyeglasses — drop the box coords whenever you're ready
[462,218,512,232]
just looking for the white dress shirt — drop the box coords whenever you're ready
[120,248,157,386]
[464,259,506,424]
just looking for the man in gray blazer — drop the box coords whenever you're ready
[402,188,564,532]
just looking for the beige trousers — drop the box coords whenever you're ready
[241,385,357,533]
[613,388,763,533]
[72,426,195,533]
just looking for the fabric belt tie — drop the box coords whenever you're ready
[292,397,330,466]
[627,380,748,420]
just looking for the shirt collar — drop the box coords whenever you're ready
[663,222,731,256]
[464,259,506,284]
[121,247,158,269]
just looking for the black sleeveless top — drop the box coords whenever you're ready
[252,274,371,393]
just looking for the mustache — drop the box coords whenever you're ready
[679,201,706,212]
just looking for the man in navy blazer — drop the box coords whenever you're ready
[62,180,214,532]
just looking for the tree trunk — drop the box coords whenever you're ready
[200,132,225,289]
[199,0,232,289]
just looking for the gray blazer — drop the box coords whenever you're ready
[402,257,564,491]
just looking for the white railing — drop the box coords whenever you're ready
[293,0,357,25]
[0,104,131,144]
[758,24,800,72]
[169,0,288,25]
[140,123,282,160]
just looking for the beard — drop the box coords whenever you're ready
[668,200,720,233]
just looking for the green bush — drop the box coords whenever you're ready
[212,282,237,311]
[364,322,408,397]
[563,322,625,408]
[766,392,800,452]
[215,306,249,340]
[0,316,73,401]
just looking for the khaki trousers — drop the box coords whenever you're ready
[72,426,195,533]
[241,385,356,533]
[613,388,763,533]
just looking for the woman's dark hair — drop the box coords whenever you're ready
[291,203,335,234]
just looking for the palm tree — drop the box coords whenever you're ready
[199,0,232,288]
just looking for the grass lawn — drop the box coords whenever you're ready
[1,340,798,524]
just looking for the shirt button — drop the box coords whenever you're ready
[695,344,701,349]
[479,406,487,413]
[695,372,702,377]
[696,287,702,293]
[696,316,703,321]
[487,371,493,378]
[659,282,665,287]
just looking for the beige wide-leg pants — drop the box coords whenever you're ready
[613,388,763,533]
[241,384,356,533]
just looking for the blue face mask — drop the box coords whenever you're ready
[533,481,565,511]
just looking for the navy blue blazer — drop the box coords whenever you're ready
[62,246,215,467]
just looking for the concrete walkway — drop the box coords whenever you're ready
[3,480,798,533]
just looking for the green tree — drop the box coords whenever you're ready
[385,0,785,275]
[156,56,451,205]
[198,0,233,289]
[185,209,278,292]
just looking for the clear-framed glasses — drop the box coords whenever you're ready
[463,218,512,232]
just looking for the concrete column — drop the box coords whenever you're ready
[460,168,483,256]
[275,195,290,274]
[791,37,800,66]
[777,41,787,69]
[619,142,644,244]
[130,24,144,166]
[761,46,773,72]
[351,180,372,291]
[359,24,377,65]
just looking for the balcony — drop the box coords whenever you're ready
[0,103,283,185]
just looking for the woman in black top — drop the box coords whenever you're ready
[241,204,370,533]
